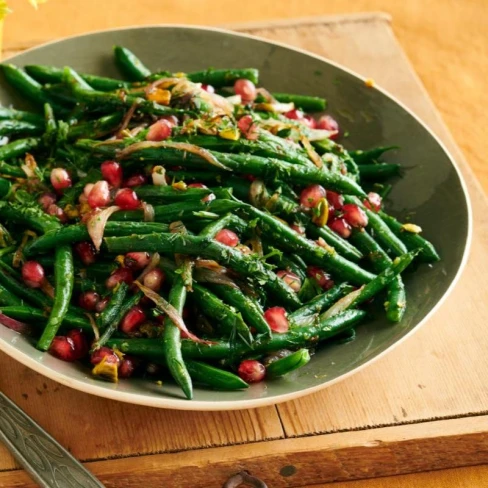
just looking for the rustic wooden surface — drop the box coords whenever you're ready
[1,6,488,488]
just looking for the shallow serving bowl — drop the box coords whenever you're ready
[0,26,471,410]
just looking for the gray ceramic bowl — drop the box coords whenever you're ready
[0,26,471,410]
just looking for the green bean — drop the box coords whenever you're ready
[0,120,43,137]
[108,309,367,360]
[0,201,61,233]
[113,45,152,81]
[0,161,24,178]
[198,213,237,238]
[185,360,249,390]
[0,283,24,306]
[306,224,363,262]
[378,211,440,263]
[289,283,354,325]
[24,221,170,256]
[0,138,40,161]
[95,291,142,349]
[358,163,400,180]
[350,228,406,322]
[61,66,94,91]
[67,113,123,140]
[185,68,259,87]
[134,185,228,204]
[37,245,75,350]
[0,107,44,125]
[105,233,302,309]
[344,196,408,257]
[350,146,398,165]
[0,305,92,331]
[266,349,311,378]
[96,282,129,332]
[163,274,193,400]
[272,93,326,111]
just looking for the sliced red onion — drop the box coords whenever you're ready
[0,313,33,335]
[300,135,323,168]
[117,101,138,136]
[151,165,167,186]
[134,281,213,344]
[141,201,155,222]
[254,102,295,113]
[321,288,363,319]
[193,268,240,289]
[21,153,38,178]
[135,252,160,283]
[306,129,338,141]
[255,87,277,103]
[86,205,120,251]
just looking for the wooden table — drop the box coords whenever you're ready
[1,3,488,488]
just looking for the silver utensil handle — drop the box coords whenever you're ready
[0,391,105,488]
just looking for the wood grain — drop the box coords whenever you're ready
[2,416,488,487]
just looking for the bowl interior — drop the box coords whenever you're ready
[0,26,470,409]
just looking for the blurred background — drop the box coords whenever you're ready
[3,0,487,192]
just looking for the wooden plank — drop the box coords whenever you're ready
[2,416,488,487]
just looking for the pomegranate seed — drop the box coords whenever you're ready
[290,223,306,235]
[46,204,68,223]
[87,180,111,208]
[124,252,151,271]
[90,346,120,366]
[276,270,301,293]
[326,191,344,213]
[160,115,179,127]
[187,183,207,189]
[114,188,140,210]
[342,204,368,228]
[300,184,326,208]
[21,261,45,288]
[78,291,100,311]
[83,183,95,198]
[302,114,317,129]
[74,241,97,265]
[38,192,56,210]
[264,307,289,333]
[143,268,165,292]
[201,84,215,93]
[146,119,172,141]
[364,192,382,212]
[123,174,146,187]
[106,267,133,289]
[50,168,72,192]
[119,357,137,378]
[237,115,254,133]
[66,329,89,359]
[284,108,304,121]
[120,306,146,335]
[95,297,109,313]
[238,360,266,383]
[307,266,334,290]
[101,161,123,187]
[214,229,239,247]
[234,79,257,102]
[329,217,352,238]
[49,336,78,362]
[317,115,339,139]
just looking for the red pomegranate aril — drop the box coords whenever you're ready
[276,270,302,293]
[329,217,352,238]
[50,168,72,192]
[238,359,266,383]
[87,180,111,208]
[214,229,239,247]
[237,115,254,133]
[264,306,289,333]
[95,297,109,313]
[101,161,123,187]
[78,290,100,311]
[22,261,45,288]
[120,306,146,335]
[234,79,257,102]
[317,115,340,139]
[284,108,304,121]
[124,252,151,271]
[38,192,56,210]
[143,268,165,292]
[66,329,89,359]
[114,188,140,210]
[201,84,215,93]
[46,204,68,223]
[123,174,147,187]
[300,184,326,209]
[49,336,78,362]
[290,223,306,235]
[106,267,133,289]
[83,183,94,198]
[119,357,137,378]
[302,114,317,129]
[326,191,344,212]
[160,115,179,127]
[342,204,369,228]
[146,119,173,141]
[90,346,120,366]
[74,241,97,266]
[307,266,335,290]
[364,192,382,212]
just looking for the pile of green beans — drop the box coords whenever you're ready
[0,45,439,400]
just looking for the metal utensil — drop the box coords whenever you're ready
[0,391,105,488]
